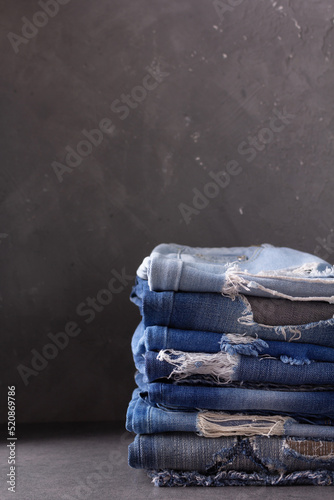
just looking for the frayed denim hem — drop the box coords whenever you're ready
[147,468,334,486]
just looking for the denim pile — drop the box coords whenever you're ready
[126,243,334,486]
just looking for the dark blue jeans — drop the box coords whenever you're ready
[142,325,334,361]
[146,382,334,418]
[131,278,334,347]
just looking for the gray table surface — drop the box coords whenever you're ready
[1,423,333,500]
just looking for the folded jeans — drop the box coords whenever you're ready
[128,432,334,474]
[147,382,334,418]
[127,388,334,439]
[143,349,334,386]
[131,279,334,347]
[132,322,334,365]
[136,243,334,301]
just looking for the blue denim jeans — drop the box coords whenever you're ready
[127,388,334,439]
[143,349,334,386]
[134,323,334,362]
[131,279,334,347]
[128,432,334,474]
[146,382,334,418]
[131,322,334,369]
[136,243,334,301]
[128,244,334,486]
[136,370,305,394]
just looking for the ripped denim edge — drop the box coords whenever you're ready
[147,468,334,486]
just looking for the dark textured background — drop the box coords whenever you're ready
[1,0,334,423]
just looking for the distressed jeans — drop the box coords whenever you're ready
[132,322,334,363]
[127,388,334,439]
[142,349,334,386]
[131,278,334,347]
[137,243,334,301]
[129,432,334,486]
[129,432,334,474]
[128,243,334,486]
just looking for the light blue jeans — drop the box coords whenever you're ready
[127,388,334,439]
[137,243,334,301]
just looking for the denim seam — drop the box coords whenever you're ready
[148,401,152,434]
[239,245,264,265]
[163,326,169,350]
[176,247,185,258]
[169,291,175,326]
[173,248,185,290]
[192,253,247,264]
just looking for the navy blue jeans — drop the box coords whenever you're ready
[145,382,334,418]
[133,323,334,362]
[131,278,334,347]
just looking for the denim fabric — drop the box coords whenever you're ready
[127,388,334,439]
[132,378,334,423]
[144,350,334,386]
[135,367,334,394]
[136,243,334,301]
[126,388,198,434]
[128,432,334,473]
[133,323,334,363]
[128,243,334,486]
[131,279,334,347]
[148,469,334,486]
[147,383,334,417]
[134,370,304,393]
[131,321,146,370]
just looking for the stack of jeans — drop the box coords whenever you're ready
[126,243,334,486]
